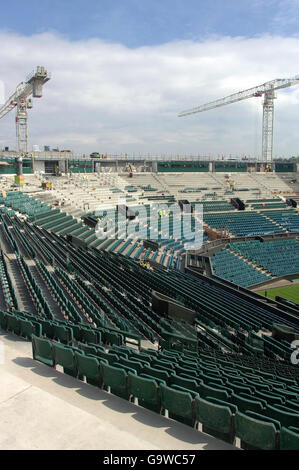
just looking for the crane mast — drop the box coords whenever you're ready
[0,66,50,153]
[178,76,299,162]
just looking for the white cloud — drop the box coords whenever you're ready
[0,31,299,157]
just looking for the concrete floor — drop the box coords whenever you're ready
[0,331,237,450]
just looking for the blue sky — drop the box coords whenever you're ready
[2,0,299,47]
[0,1,299,155]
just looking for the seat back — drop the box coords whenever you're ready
[101,363,129,399]
[160,384,194,427]
[20,318,39,339]
[200,383,230,401]
[0,310,8,330]
[81,327,100,344]
[194,397,234,444]
[32,334,54,367]
[280,427,299,450]
[235,410,277,450]
[7,314,21,335]
[266,404,299,428]
[54,324,73,344]
[128,374,160,412]
[231,393,264,414]
[119,357,145,375]
[74,351,101,386]
[143,365,170,383]
[53,343,77,377]
[169,374,199,392]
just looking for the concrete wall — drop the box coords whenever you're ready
[33,160,45,173]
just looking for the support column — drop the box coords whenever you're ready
[262,90,276,163]
[16,100,28,154]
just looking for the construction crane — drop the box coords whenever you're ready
[178,75,299,162]
[0,66,50,154]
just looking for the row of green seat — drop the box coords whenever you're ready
[228,238,299,277]
[0,307,141,349]
[30,335,299,450]
[0,250,19,311]
[16,255,54,320]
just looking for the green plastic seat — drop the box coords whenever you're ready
[97,350,119,365]
[119,357,145,375]
[255,390,285,406]
[205,396,238,414]
[153,359,175,370]
[170,384,199,398]
[266,404,299,428]
[231,393,264,414]
[160,384,194,427]
[235,410,277,450]
[245,410,281,430]
[104,331,123,346]
[139,373,166,387]
[280,427,299,450]
[40,320,56,339]
[113,363,137,375]
[128,374,160,412]
[143,365,170,383]
[206,377,227,387]
[0,310,8,330]
[272,388,299,401]
[70,323,83,341]
[169,374,199,392]
[179,372,203,384]
[74,351,101,386]
[53,342,77,377]
[88,343,106,352]
[239,392,268,409]
[54,324,73,344]
[78,342,98,356]
[108,349,128,360]
[81,327,100,344]
[32,334,54,367]
[229,383,254,395]
[6,314,21,336]
[200,383,231,401]
[20,318,41,339]
[287,401,299,413]
[101,363,129,399]
[194,397,234,444]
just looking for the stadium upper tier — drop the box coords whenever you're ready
[0,170,297,210]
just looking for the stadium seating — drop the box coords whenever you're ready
[229,239,299,277]
[1,185,299,450]
[204,211,285,236]
[211,248,272,286]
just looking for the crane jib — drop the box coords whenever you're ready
[178,75,299,163]
[0,66,50,153]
